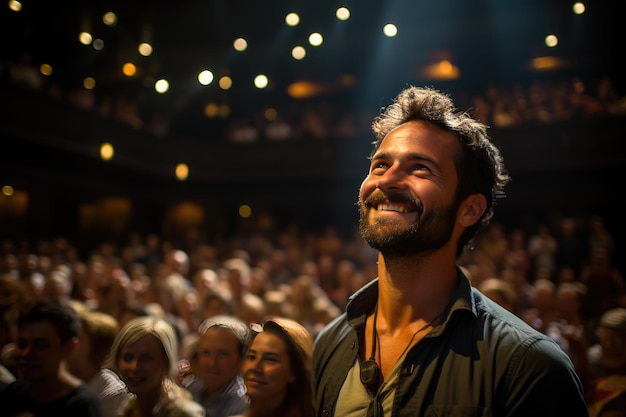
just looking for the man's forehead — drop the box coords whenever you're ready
[18,321,59,338]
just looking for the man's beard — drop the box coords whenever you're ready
[358,194,458,258]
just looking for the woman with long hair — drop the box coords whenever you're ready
[105,316,204,417]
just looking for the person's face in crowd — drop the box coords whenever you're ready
[15,320,77,382]
[241,331,293,403]
[358,120,462,257]
[117,334,167,396]
[202,296,230,320]
[194,270,217,295]
[555,287,580,318]
[196,327,244,393]
[598,326,626,373]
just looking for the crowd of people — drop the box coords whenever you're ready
[4,50,626,142]
[1,85,625,416]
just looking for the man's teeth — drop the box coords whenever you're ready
[376,203,410,213]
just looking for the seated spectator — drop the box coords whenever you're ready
[521,278,558,334]
[587,308,626,417]
[66,304,131,417]
[186,315,251,417]
[233,317,313,417]
[0,299,102,416]
[580,246,625,330]
[477,277,518,313]
[105,316,205,417]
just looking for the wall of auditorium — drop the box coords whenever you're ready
[1,88,626,249]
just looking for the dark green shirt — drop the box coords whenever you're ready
[1,380,103,417]
[312,270,590,417]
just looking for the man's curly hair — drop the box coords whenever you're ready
[371,85,510,256]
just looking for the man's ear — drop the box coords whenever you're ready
[459,193,487,227]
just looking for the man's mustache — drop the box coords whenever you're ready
[364,191,423,213]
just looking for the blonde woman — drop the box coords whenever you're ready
[105,316,204,417]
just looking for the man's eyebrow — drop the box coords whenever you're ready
[371,151,435,164]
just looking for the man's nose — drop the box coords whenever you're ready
[376,166,407,191]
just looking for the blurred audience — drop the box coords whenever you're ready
[586,308,626,417]
[0,201,625,416]
[4,52,626,142]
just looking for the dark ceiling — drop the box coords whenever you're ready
[2,0,625,140]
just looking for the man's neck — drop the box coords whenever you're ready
[376,252,458,328]
[29,369,81,402]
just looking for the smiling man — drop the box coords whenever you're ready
[312,86,590,417]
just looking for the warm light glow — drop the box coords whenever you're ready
[239,204,252,218]
[79,32,93,45]
[122,62,137,76]
[39,64,52,76]
[383,24,398,37]
[573,2,585,15]
[219,76,233,90]
[100,143,114,160]
[93,39,104,50]
[264,107,278,121]
[439,60,453,73]
[287,81,328,98]
[420,60,461,80]
[545,34,558,47]
[254,74,269,89]
[175,163,189,181]
[155,79,169,93]
[103,12,117,26]
[8,0,22,12]
[233,38,248,52]
[198,70,214,85]
[2,185,14,196]
[336,7,350,20]
[83,77,96,89]
[138,43,153,56]
[292,46,306,60]
[204,102,219,118]
[530,56,567,70]
[308,32,323,46]
[285,12,300,26]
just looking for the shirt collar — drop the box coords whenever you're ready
[345,266,476,334]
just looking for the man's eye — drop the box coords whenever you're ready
[17,340,48,350]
